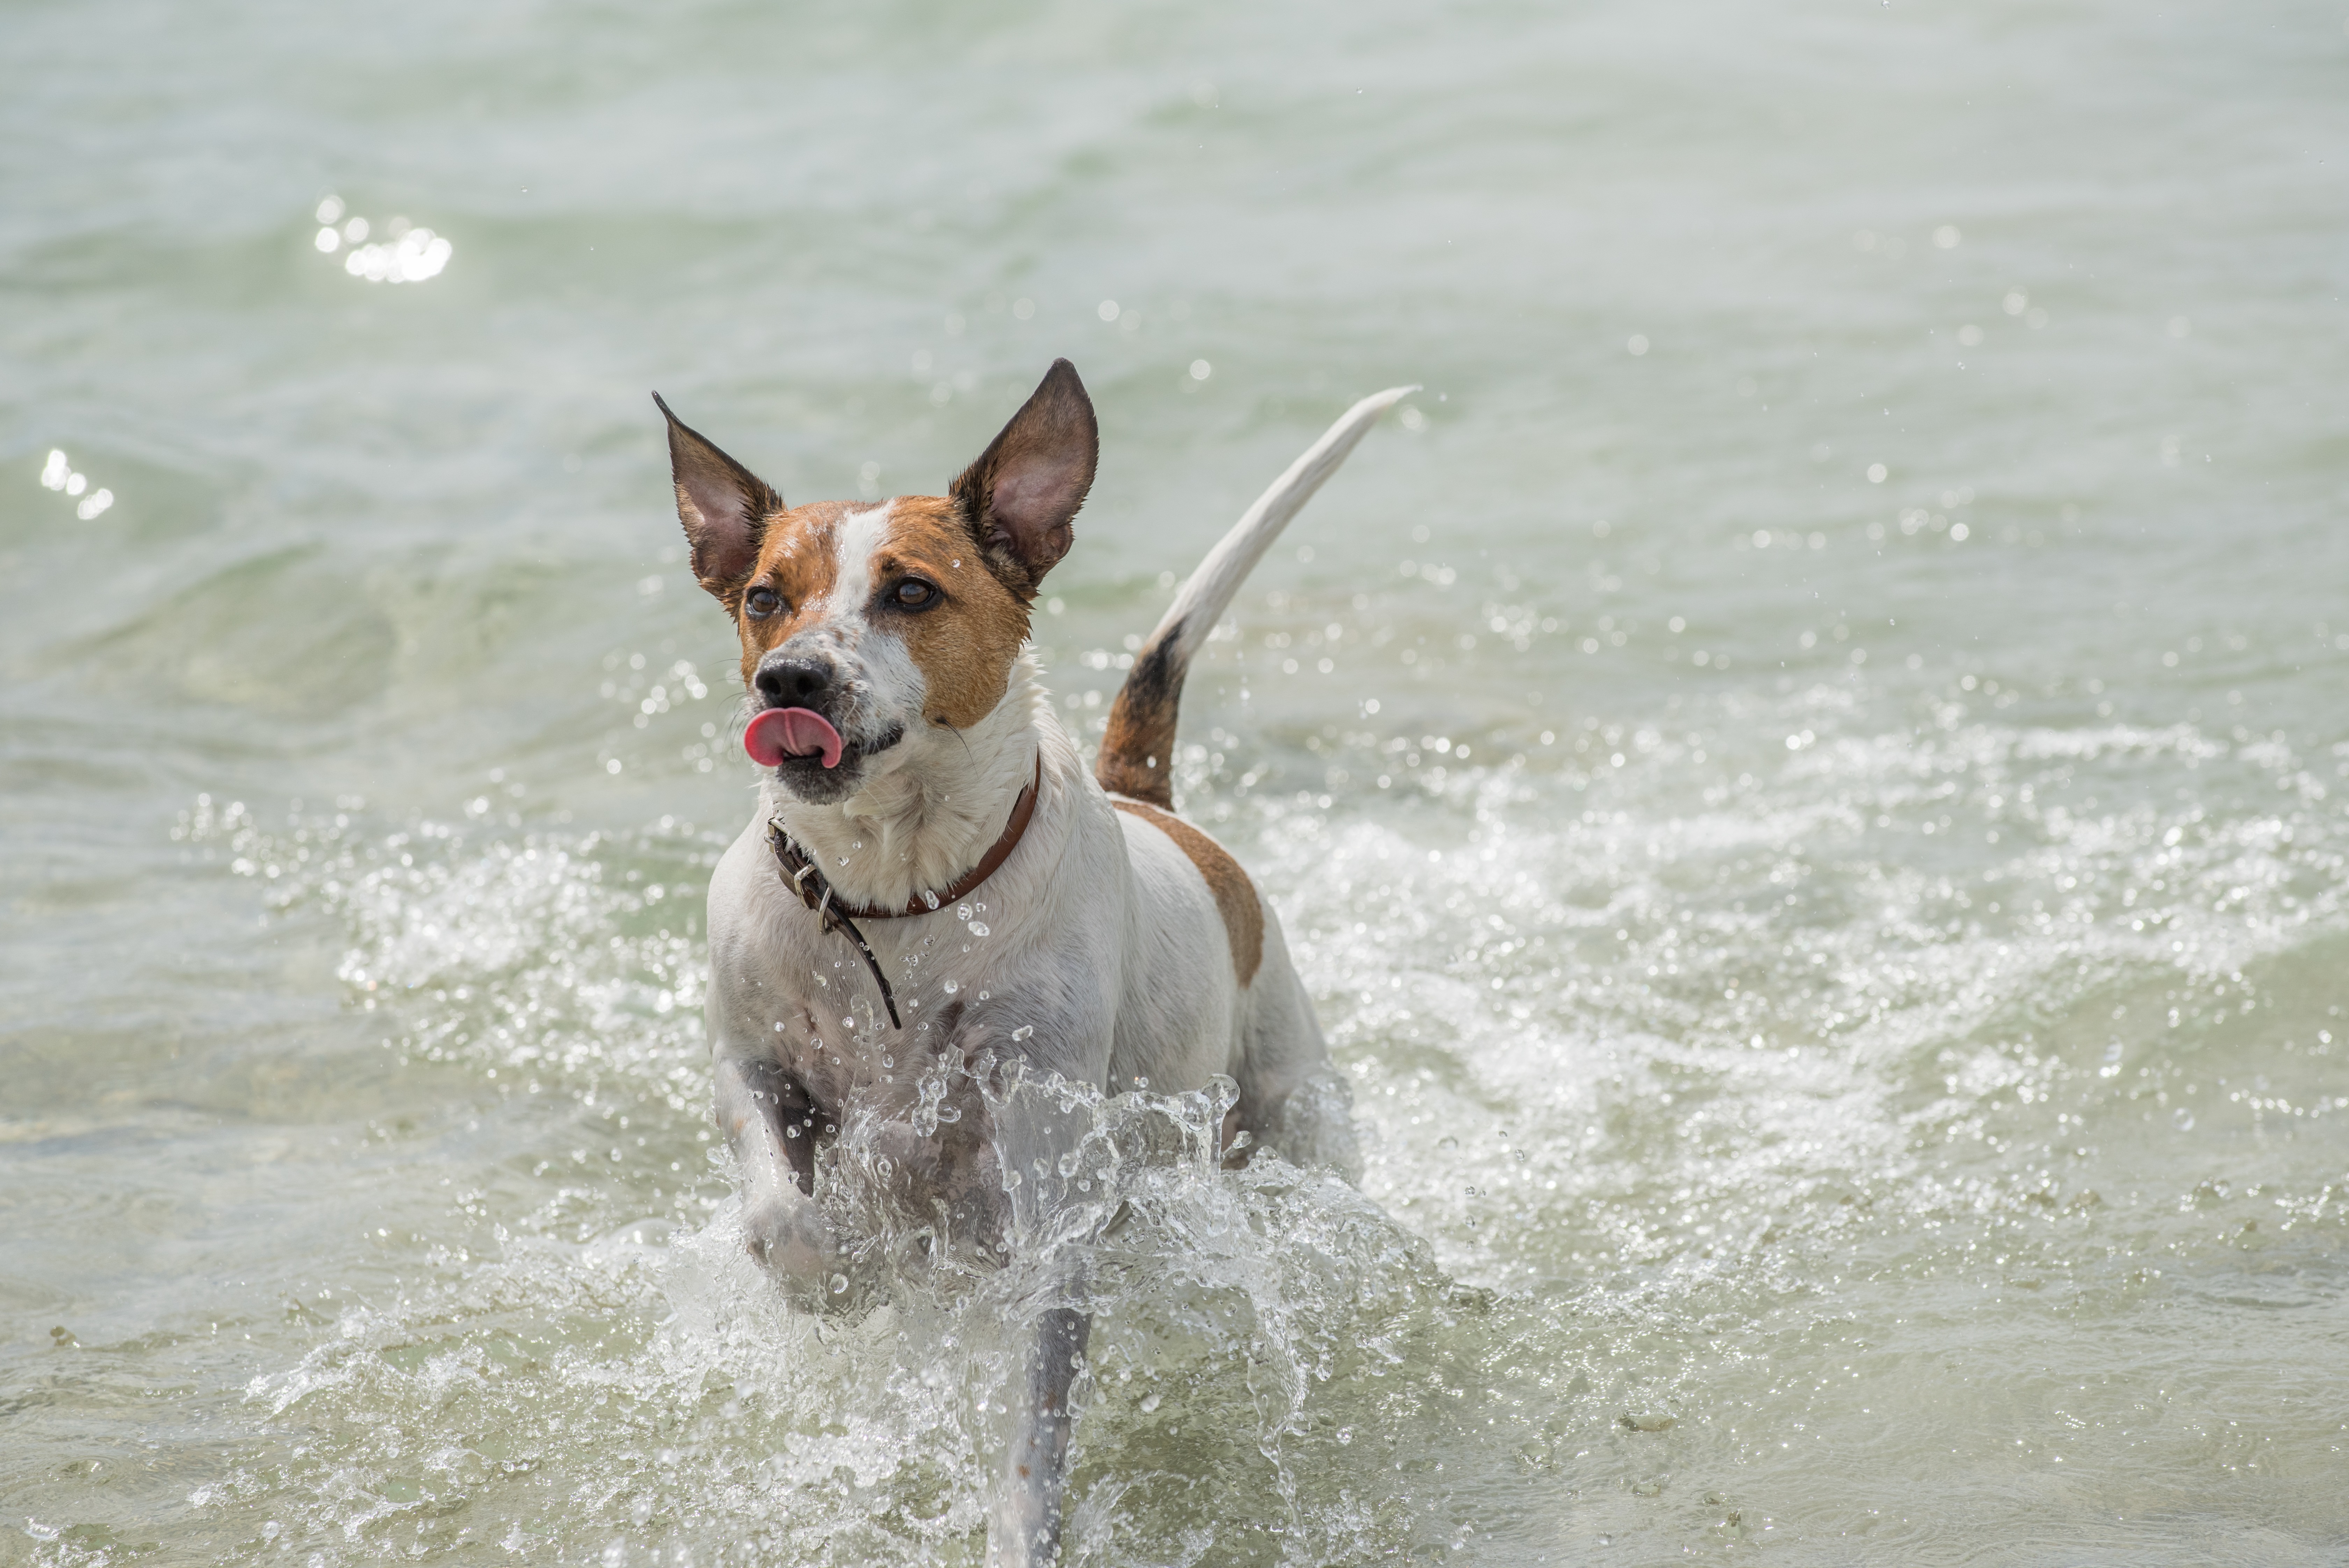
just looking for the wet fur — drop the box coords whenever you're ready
[658,363,1398,1565]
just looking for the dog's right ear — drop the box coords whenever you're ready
[655,394,783,600]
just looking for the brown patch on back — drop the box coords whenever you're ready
[876,496,1033,729]
[1111,799,1263,986]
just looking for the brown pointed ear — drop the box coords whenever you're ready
[654,393,783,600]
[949,358,1097,597]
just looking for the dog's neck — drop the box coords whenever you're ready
[763,649,1054,912]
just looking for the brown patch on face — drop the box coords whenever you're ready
[722,495,1031,731]
[1111,799,1264,986]
[870,495,1033,729]
[730,500,852,686]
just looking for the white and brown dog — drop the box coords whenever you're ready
[658,360,1407,1565]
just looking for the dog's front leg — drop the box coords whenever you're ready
[712,1050,842,1289]
[975,1052,1111,1568]
[988,1301,1090,1568]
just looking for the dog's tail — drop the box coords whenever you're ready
[1095,384,1418,808]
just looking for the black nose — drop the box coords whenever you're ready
[755,653,836,706]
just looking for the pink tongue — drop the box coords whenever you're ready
[744,707,845,769]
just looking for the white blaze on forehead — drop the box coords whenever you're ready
[826,501,895,618]
[812,500,927,727]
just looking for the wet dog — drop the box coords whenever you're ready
[658,361,1406,1564]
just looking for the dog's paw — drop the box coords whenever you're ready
[739,1194,844,1289]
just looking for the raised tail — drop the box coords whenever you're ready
[1096,384,1418,807]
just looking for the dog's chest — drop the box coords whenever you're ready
[741,912,1002,1115]
[708,786,1232,1111]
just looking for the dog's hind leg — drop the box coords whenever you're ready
[1231,912,1363,1180]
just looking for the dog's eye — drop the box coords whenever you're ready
[744,586,781,619]
[891,579,941,610]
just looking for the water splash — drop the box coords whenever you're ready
[161,680,2349,1562]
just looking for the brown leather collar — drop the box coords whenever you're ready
[764,754,1044,1028]
[768,753,1042,921]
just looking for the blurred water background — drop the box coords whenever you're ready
[6,1,2349,1563]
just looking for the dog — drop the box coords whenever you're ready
[657,360,1407,1565]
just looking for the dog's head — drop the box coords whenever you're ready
[657,360,1096,803]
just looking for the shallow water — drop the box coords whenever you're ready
[6,0,2349,1563]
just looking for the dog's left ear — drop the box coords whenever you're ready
[950,359,1098,597]
[655,393,784,601]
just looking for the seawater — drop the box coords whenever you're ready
[5,1,2347,1563]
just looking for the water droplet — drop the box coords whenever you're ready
[1437,1135,1459,1151]
[921,890,940,910]
[1139,1392,1162,1413]
[830,1274,848,1294]
[1011,1025,1035,1041]
[943,979,958,994]
[957,904,973,921]
[968,922,990,937]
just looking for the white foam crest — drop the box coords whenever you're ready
[186,802,713,1106]
[1216,700,2349,1289]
